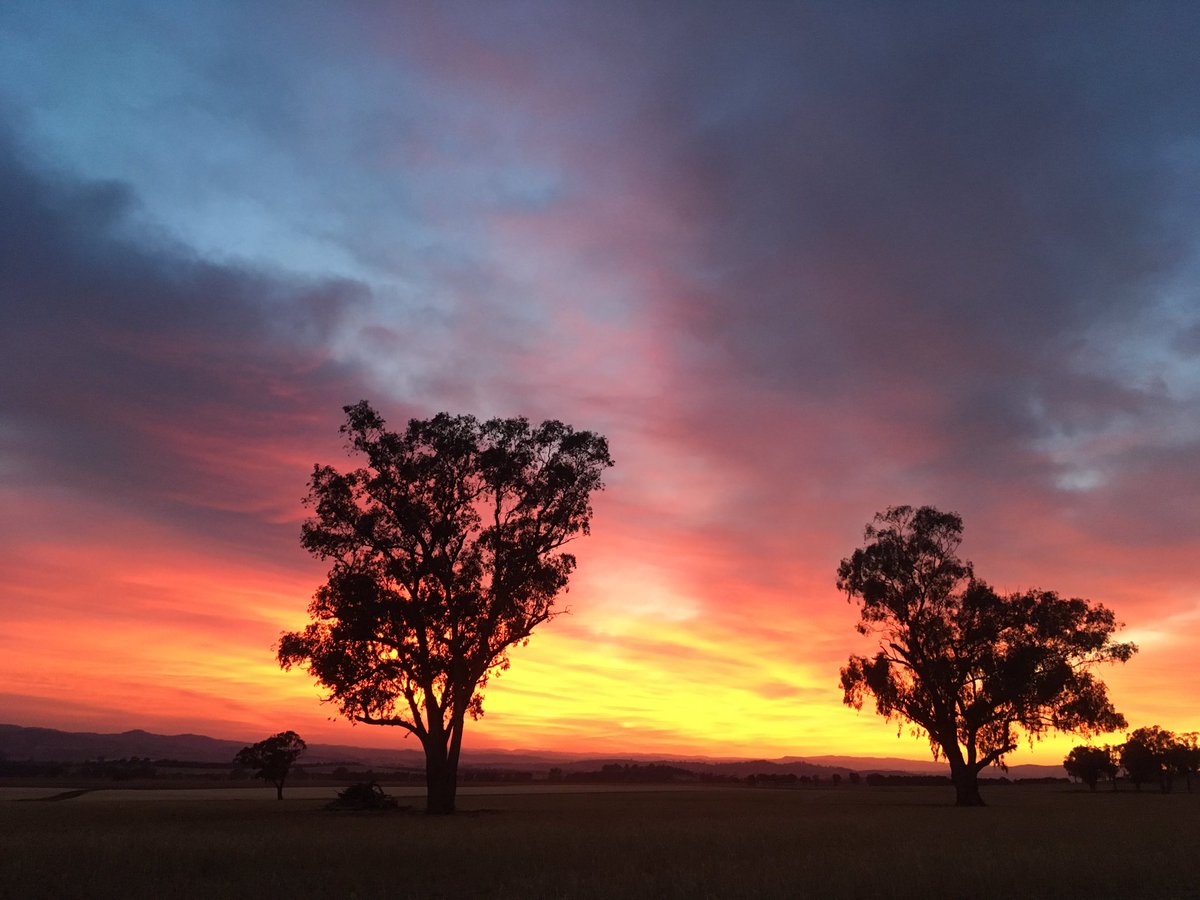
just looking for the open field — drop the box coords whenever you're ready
[1,784,1197,899]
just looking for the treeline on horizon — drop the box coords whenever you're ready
[1065,725,1200,793]
[0,756,957,786]
[5,732,1197,794]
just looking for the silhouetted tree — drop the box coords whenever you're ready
[278,402,612,814]
[1064,745,1118,791]
[1168,732,1200,793]
[234,731,306,800]
[1120,729,1161,792]
[1120,726,1180,793]
[838,506,1136,807]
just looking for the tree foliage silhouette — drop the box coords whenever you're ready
[234,731,306,800]
[1168,732,1200,793]
[278,402,612,814]
[838,505,1136,806]
[1119,725,1194,793]
[1064,745,1118,791]
[1120,727,1167,791]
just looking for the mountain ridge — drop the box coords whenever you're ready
[0,723,1067,778]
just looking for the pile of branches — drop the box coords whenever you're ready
[324,781,400,811]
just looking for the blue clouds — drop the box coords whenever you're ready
[0,124,365,555]
[4,0,1199,537]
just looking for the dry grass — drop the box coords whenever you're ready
[2,784,1198,898]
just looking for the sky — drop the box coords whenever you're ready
[1,1,1198,765]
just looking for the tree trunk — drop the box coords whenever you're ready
[424,748,457,815]
[951,765,986,807]
[275,781,284,801]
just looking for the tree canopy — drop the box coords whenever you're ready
[278,402,612,814]
[234,731,306,800]
[1064,745,1118,791]
[1167,732,1200,793]
[839,505,1137,806]
[1120,725,1199,793]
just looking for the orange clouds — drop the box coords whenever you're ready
[1,466,1189,766]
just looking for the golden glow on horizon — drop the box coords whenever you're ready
[0,507,1191,765]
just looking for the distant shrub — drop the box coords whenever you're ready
[564,764,697,784]
[79,757,156,780]
[865,774,952,787]
[0,761,68,778]
[325,781,400,811]
[461,768,534,783]
[1014,777,1070,785]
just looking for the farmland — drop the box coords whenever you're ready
[2,783,1197,898]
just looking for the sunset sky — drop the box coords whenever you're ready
[2,2,1198,766]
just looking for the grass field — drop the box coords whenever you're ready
[1,784,1197,899]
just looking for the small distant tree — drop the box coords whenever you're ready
[1064,745,1118,791]
[838,506,1137,807]
[234,731,307,800]
[278,402,612,814]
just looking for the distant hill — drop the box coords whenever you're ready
[0,724,1066,778]
[799,754,1065,780]
[0,724,247,765]
[0,724,430,768]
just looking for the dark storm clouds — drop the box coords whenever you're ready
[582,3,1200,553]
[0,129,366,556]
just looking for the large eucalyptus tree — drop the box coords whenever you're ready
[279,402,612,813]
[838,505,1136,806]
